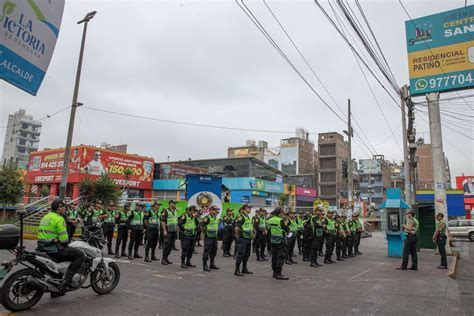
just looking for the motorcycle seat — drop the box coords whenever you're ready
[28,250,61,263]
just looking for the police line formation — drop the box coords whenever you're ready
[56,200,365,280]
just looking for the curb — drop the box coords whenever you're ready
[447,251,459,279]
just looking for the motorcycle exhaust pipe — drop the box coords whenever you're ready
[25,276,48,292]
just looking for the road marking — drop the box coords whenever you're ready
[348,262,385,281]
[153,273,182,280]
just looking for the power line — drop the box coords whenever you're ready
[0,106,70,129]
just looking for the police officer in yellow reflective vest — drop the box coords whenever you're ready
[253,208,268,261]
[286,210,298,265]
[101,202,116,255]
[144,202,162,262]
[268,207,290,280]
[128,203,145,260]
[309,209,324,267]
[432,212,448,269]
[353,213,364,255]
[347,214,357,257]
[114,204,130,258]
[161,200,179,265]
[201,205,220,271]
[221,208,235,257]
[334,214,346,261]
[234,204,253,276]
[178,206,199,269]
[324,210,337,264]
[37,199,85,291]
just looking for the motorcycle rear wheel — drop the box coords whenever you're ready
[1,268,44,312]
[91,262,120,295]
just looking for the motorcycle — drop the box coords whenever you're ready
[0,220,120,312]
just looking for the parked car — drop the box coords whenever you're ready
[448,220,474,241]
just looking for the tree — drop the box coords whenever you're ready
[40,186,50,198]
[79,174,119,206]
[79,177,95,205]
[0,164,24,219]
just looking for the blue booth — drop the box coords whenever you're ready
[379,188,411,257]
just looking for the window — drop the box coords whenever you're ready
[458,220,471,227]
[448,221,458,227]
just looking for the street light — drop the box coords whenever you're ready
[58,11,97,199]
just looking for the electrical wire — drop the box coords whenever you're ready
[0,106,70,129]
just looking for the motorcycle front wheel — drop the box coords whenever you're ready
[91,262,120,295]
[0,268,44,312]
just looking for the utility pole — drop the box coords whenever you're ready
[58,11,97,199]
[406,96,417,205]
[347,99,353,211]
[400,85,411,205]
[427,91,451,254]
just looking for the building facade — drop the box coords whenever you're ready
[415,138,451,190]
[359,155,391,207]
[2,109,41,169]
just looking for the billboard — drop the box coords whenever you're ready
[186,174,222,217]
[158,163,206,179]
[26,146,154,189]
[359,159,382,174]
[456,175,474,198]
[0,0,65,95]
[405,5,474,96]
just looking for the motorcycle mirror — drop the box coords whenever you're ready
[16,204,26,216]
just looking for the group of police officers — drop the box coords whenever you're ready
[64,200,365,280]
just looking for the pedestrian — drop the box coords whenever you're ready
[221,208,235,257]
[178,206,199,269]
[101,202,117,255]
[433,212,448,269]
[286,210,298,265]
[128,203,145,260]
[253,208,268,261]
[114,204,130,258]
[161,200,179,265]
[397,209,418,271]
[324,210,337,264]
[354,213,364,255]
[202,205,220,271]
[234,204,253,277]
[144,202,161,262]
[335,214,346,262]
[268,207,290,280]
[309,209,323,267]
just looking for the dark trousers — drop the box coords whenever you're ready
[203,236,218,261]
[335,236,344,259]
[437,235,447,267]
[49,247,85,277]
[102,223,115,251]
[129,228,143,255]
[325,234,336,260]
[342,237,348,256]
[235,237,251,269]
[401,234,418,269]
[66,222,76,241]
[145,227,159,257]
[115,225,128,254]
[296,232,303,254]
[318,236,325,254]
[222,227,234,254]
[354,232,361,253]
[254,232,266,258]
[181,235,196,260]
[302,236,312,259]
[159,227,164,248]
[271,242,287,274]
[310,235,323,263]
[287,236,296,260]
[347,234,354,256]
[163,231,177,259]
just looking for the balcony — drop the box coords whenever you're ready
[16,134,40,142]
[18,126,41,135]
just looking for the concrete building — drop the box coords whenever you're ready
[388,161,405,190]
[2,109,41,169]
[359,155,392,207]
[318,132,349,206]
[227,140,268,161]
[415,138,451,189]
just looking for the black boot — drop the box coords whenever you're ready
[108,246,114,255]
[276,271,289,280]
[151,251,159,261]
[285,259,292,265]
[310,261,320,267]
[234,267,243,276]
[257,254,263,262]
[115,245,120,258]
[134,252,142,259]
[144,249,151,262]
[121,251,127,257]
[242,262,253,274]
[181,258,188,269]
[58,271,76,292]
[128,252,133,260]
[186,260,196,268]
[324,259,331,264]
[290,258,298,264]
[161,256,169,265]
[337,257,344,261]
[273,271,277,278]
[145,256,151,262]
[210,260,220,270]
[203,260,210,272]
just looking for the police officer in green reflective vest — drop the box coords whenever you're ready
[432,212,448,269]
[114,204,130,258]
[268,207,290,280]
[101,202,116,255]
[222,208,235,257]
[144,202,162,262]
[128,203,145,260]
[334,214,346,261]
[353,213,364,255]
[201,205,220,271]
[37,199,85,291]
[161,200,179,265]
[309,209,324,267]
[234,204,253,276]
[253,208,268,261]
[324,210,337,264]
[178,206,199,269]
[296,211,304,256]
[65,203,78,241]
[347,214,357,257]
[286,210,298,265]
[397,209,418,271]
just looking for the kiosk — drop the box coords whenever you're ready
[379,188,411,257]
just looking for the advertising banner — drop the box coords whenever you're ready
[359,159,382,174]
[158,163,206,179]
[0,0,65,95]
[296,187,317,197]
[405,5,474,96]
[186,174,223,217]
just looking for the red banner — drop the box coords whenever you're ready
[26,146,154,189]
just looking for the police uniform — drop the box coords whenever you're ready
[302,214,313,261]
[347,216,357,257]
[253,210,268,261]
[334,216,346,261]
[434,215,448,269]
[324,211,337,264]
[102,206,116,255]
[398,211,418,270]
[128,205,145,260]
[178,208,199,268]
[221,210,235,257]
[286,212,298,265]
[65,206,78,241]
[201,207,220,271]
[234,208,253,276]
[354,214,364,255]
[309,213,324,267]
[161,202,179,265]
[115,206,130,258]
[144,206,161,262]
[296,213,304,255]
[268,208,290,280]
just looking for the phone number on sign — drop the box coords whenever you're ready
[417,73,474,91]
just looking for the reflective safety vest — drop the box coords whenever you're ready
[131,211,144,227]
[241,214,252,239]
[296,217,304,232]
[268,216,285,244]
[184,215,197,236]
[258,216,267,230]
[68,209,77,220]
[355,218,363,232]
[90,209,100,223]
[336,222,346,238]
[289,218,298,234]
[104,210,115,223]
[326,217,336,234]
[310,216,324,237]
[206,215,218,238]
[349,220,357,233]
[117,211,129,225]
[148,211,160,227]
[166,209,178,232]
[38,212,68,244]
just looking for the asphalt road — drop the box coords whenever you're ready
[0,233,468,315]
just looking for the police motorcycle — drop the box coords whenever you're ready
[0,206,120,312]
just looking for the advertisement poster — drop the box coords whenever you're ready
[405,5,474,96]
[186,174,222,217]
[0,0,65,95]
[359,159,382,174]
[158,163,206,179]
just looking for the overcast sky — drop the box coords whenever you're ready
[1,0,473,183]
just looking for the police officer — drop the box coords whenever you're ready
[309,209,324,267]
[302,213,313,262]
[334,214,346,261]
[202,205,220,271]
[178,206,199,269]
[397,210,418,271]
[144,202,161,262]
[253,208,268,261]
[286,210,298,265]
[324,210,337,264]
[234,204,253,277]
[341,215,351,259]
[222,208,235,257]
[114,204,130,258]
[296,211,304,255]
[432,212,448,269]
[268,207,290,280]
[65,204,78,241]
[353,213,364,255]
[347,213,357,257]
[161,200,179,265]
[128,203,145,260]
[101,202,116,255]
